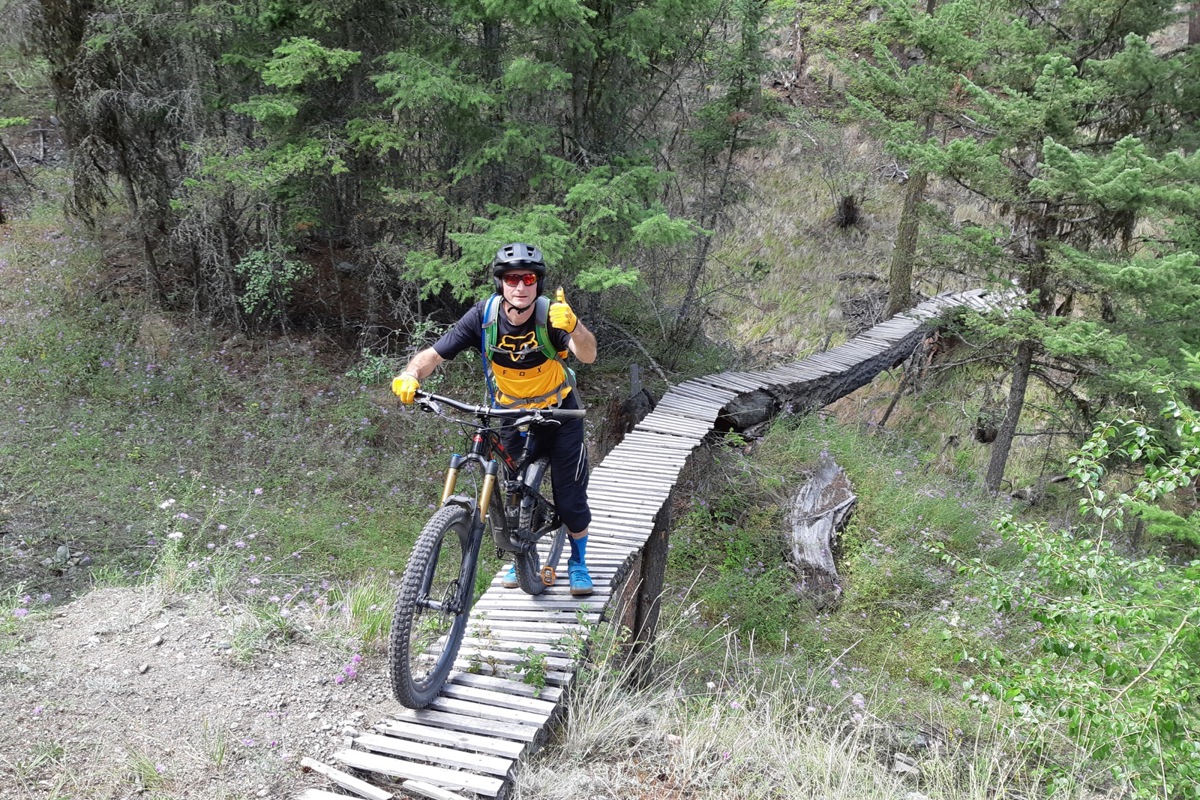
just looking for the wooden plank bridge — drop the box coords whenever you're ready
[298,289,1006,800]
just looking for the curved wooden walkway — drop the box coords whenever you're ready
[298,289,1004,800]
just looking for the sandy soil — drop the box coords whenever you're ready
[1,586,392,799]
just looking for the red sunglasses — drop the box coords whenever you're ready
[500,273,538,287]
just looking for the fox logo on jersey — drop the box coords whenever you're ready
[497,331,540,361]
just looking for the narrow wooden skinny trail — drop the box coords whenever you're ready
[298,289,1004,800]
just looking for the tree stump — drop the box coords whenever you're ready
[785,454,856,608]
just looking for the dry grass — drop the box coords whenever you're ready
[516,612,1077,800]
[707,123,1000,366]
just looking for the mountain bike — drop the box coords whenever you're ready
[388,390,586,709]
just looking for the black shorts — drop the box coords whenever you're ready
[498,392,591,534]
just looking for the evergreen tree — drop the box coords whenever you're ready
[849,0,1200,492]
[34,0,734,334]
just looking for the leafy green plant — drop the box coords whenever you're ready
[955,384,1200,798]
[512,645,549,696]
[232,248,311,319]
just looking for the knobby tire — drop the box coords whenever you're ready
[389,504,474,709]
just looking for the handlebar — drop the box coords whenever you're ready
[414,391,586,425]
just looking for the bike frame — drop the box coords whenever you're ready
[414,392,581,609]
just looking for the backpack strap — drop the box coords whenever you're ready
[481,294,502,405]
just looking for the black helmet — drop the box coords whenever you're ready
[491,243,546,294]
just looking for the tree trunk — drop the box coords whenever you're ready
[1190,2,1200,46]
[885,169,927,317]
[984,337,1034,493]
[785,454,856,609]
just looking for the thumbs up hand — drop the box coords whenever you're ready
[549,287,578,333]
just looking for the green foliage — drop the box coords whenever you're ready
[957,386,1200,797]
[34,0,738,327]
[260,37,361,89]
[843,0,1200,491]
[512,645,549,696]
[346,348,403,386]
[669,416,1009,677]
[232,247,311,319]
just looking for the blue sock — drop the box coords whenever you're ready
[569,534,588,566]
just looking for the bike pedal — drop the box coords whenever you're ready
[540,566,557,586]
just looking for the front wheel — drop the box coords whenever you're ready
[512,459,567,596]
[389,505,475,708]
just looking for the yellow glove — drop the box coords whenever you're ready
[391,372,420,404]
[549,287,577,333]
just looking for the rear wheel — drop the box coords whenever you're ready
[512,459,566,595]
[389,505,474,709]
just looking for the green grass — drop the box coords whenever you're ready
[0,201,531,686]
[663,414,1019,705]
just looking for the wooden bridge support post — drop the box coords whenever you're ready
[627,502,671,684]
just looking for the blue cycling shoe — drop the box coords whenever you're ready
[568,562,593,597]
[502,564,519,588]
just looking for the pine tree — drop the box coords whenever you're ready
[850,0,1200,492]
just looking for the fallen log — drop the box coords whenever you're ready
[785,454,856,608]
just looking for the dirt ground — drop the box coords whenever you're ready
[1,586,393,799]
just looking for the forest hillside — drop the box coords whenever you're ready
[2,1,1200,799]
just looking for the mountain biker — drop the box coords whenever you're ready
[391,243,598,596]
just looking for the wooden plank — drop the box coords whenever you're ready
[460,637,570,659]
[654,400,722,419]
[634,417,713,436]
[333,749,504,797]
[594,476,678,494]
[428,695,551,726]
[650,411,721,426]
[610,434,699,451]
[586,487,672,505]
[402,780,473,800]
[470,608,600,622]
[463,627,576,646]
[588,524,654,539]
[587,487,671,504]
[450,659,575,688]
[588,517,660,534]
[675,380,738,400]
[608,437,697,454]
[571,540,637,555]
[585,501,662,520]
[446,670,565,702]
[352,732,513,776]
[389,708,542,742]
[300,757,392,800]
[453,642,576,671]
[373,719,526,758]
[591,466,680,485]
[472,596,610,612]
[440,681,561,714]
[593,462,686,481]
[468,619,588,639]
[454,647,574,672]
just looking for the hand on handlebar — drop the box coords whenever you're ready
[392,372,420,404]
